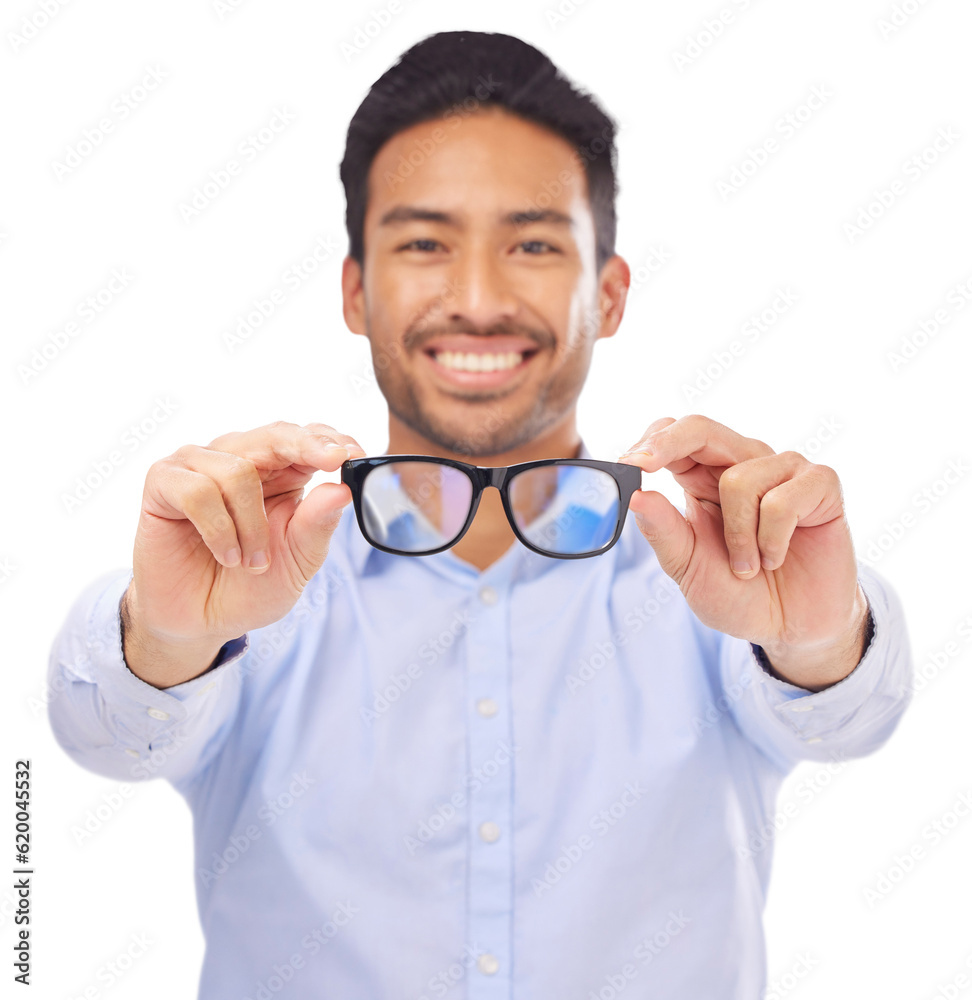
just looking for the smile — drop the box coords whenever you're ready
[434,350,523,372]
[423,346,538,386]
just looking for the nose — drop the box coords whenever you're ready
[445,242,519,331]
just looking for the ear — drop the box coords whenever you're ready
[341,255,367,337]
[594,254,630,341]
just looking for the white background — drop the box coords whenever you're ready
[2,0,970,996]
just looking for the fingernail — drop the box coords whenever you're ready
[248,551,268,570]
[224,547,241,567]
[732,561,754,576]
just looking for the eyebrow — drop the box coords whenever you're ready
[377,205,575,229]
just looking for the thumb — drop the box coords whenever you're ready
[285,481,352,583]
[629,489,694,584]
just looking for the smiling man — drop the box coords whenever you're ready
[48,30,913,1000]
[343,98,623,571]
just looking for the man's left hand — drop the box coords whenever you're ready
[617,414,870,690]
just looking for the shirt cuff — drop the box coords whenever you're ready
[720,562,914,767]
[80,569,250,746]
[747,569,884,723]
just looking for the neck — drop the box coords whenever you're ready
[384,411,582,573]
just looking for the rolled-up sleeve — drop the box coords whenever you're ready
[47,567,250,789]
[720,563,914,771]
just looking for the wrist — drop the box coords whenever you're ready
[759,585,871,691]
[121,583,228,653]
[120,585,228,688]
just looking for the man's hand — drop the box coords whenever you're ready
[617,415,870,691]
[123,421,366,688]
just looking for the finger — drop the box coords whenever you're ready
[621,414,774,475]
[718,451,808,577]
[173,446,273,571]
[301,422,367,458]
[756,464,844,571]
[207,421,366,472]
[145,463,247,570]
[617,416,677,459]
[285,480,354,584]
[628,489,694,585]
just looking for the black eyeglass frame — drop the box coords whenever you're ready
[341,455,643,560]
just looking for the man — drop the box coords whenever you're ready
[48,30,913,999]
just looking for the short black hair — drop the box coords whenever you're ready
[339,30,619,276]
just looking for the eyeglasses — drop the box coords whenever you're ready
[341,455,642,559]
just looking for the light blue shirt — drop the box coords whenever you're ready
[47,441,914,999]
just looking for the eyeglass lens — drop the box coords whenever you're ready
[360,461,621,555]
[362,462,473,553]
[508,465,620,555]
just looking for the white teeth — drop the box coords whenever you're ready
[434,351,524,372]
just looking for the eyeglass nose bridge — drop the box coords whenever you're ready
[486,466,510,491]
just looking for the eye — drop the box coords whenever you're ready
[516,240,560,254]
[397,239,442,252]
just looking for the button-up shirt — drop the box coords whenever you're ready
[47,441,914,999]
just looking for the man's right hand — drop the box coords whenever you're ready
[121,421,365,688]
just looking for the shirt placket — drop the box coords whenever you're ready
[463,569,515,998]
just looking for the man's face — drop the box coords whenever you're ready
[342,104,627,459]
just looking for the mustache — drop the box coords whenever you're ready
[404,321,554,353]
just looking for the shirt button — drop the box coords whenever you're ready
[479,821,501,843]
[478,585,498,606]
[790,704,814,712]
[477,953,499,975]
[805,736,823,743]
[124,748,140,758]
[199,681,216,694]
[147,708,170,721]
[477,697,499,718]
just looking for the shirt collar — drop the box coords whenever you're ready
[341,438,595,579]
